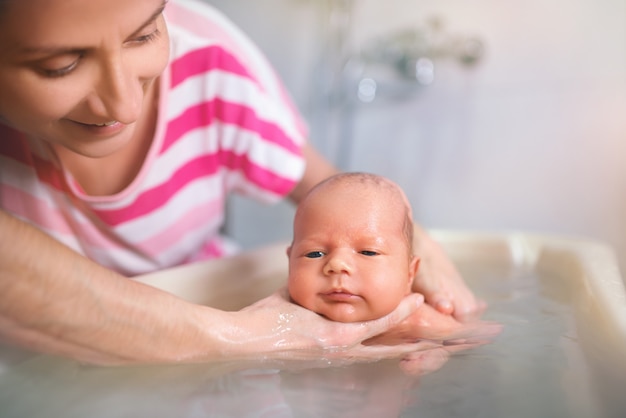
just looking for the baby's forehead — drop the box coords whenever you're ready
[317,175,406,205]
[297,173,412,218]
[300,179,406,228]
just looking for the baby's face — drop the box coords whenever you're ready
[288,183,419,322]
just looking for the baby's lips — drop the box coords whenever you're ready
[321,289,359,302]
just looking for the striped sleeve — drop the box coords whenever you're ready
[163,0,307,202]
[0,1,309,275]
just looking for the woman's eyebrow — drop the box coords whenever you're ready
[18,45,82,56]
[16,1,168,56]
[128,0,168,38]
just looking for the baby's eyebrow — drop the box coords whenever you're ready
[359,235,387,246]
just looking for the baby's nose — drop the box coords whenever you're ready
[322,250,353,276]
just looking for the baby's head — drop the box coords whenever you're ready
[287,172,419,322]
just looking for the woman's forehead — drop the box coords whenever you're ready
[0,0,165,50]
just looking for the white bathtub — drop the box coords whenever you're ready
[1,231,625,417]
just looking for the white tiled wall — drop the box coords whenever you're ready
[206,0,626,278]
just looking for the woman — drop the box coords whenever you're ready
[0,0,480,365]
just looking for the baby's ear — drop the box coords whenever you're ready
[409,256,420,279]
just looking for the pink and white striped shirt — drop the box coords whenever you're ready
[0,0,307,276]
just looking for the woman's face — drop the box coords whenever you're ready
[288,183,419,323]
[0,0,170,158]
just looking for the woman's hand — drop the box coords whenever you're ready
[228,288,431,366]
[399,340,490,376]
[364,300,502,376]
[363,300,501,346]
[411,224,486,319]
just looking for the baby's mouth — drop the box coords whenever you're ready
[322,289,359,301]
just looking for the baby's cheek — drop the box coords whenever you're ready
[287,279,313,309]
[286,277,300,302]
[369,290,406,318]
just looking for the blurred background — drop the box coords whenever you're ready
[207,0,626,280]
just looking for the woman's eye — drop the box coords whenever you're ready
[39,55,82,78]
[128,29,161,46]
[360,250,379,257]
[305,251,325,259]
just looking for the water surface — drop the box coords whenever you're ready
[0,260,622,417]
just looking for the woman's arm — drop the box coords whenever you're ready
[411,223,486,318]
[0,209,227,364]
[287,142,339,205]
[0,210,424,365]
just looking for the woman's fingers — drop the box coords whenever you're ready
[354,293,424,341]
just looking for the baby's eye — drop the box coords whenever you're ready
[305,251,325,259]
[360,250,379,257]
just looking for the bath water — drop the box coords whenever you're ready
[0,262,622,418]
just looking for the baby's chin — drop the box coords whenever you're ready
[292,293,394,322]
[319,305,386,323]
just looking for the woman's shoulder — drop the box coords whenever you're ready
[164,1,295,110]
[165,0,250,48]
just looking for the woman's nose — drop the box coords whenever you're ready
[322,250,353,276]
[91,54,143,124]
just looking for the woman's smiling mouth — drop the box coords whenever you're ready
[92,120,118,127]
[69,119,125,134]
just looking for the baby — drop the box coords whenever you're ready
[287,172,498,348]
[287,173,499,351]
[287,172,419,322]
